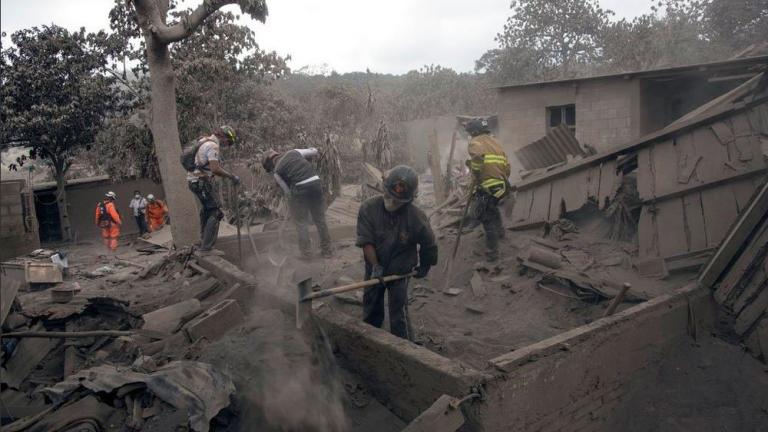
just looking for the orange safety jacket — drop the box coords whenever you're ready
[95,201,122,228]
[146,200,168,228]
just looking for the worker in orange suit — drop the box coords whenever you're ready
[145,194,169,232]
[95,191,122,252]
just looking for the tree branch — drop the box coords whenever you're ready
[153,0,237,44]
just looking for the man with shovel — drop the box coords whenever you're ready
[262,147,332,259]
[356,165,438,339]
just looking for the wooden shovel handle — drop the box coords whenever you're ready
[301,271,417,302]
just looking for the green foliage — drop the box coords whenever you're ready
[238,0,268,22]
[0,25,119,175]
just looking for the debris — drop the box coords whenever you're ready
[527,246,563,269]
[183,299,245,343]
[560,249,594,271]
[402,394,465,432]
[1,324,60,389]
[141,299,202,335]
[1,277,21,326]
[490,275,512,283]
[470,271,487,298]
[635,256,669,279]
[335,290,364,306]
[443,288,463,296]
[598,256,625,267]
[85,265,116,278]
[50,285,80,303]
[42,361,235,432]
[0,388,49,420]
[465,304,485,314]
[604,283,632,317]
[0,330,136,339]
[544,218,578,241]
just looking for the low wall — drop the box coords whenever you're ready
[201,231,720,431]
[474,283,717,432]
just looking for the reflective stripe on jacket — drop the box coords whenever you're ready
[467,134,510,199]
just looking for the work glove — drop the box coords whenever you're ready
[371,264,385,286]
[231,175,241,185]
[413,265,431,279]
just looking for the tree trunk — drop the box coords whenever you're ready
[142,32,200,247]
[53,163,72,242]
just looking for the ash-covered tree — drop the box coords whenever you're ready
[600,0,727,72]
[477,0,613,84]
[0,25,119,241]
[123,0,270,247]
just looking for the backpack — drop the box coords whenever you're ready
[180,138,206,172]
[97,201,113,228]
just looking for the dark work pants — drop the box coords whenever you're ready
[363,277,410,340]
[471,190,504,255]
[188,179,223,251]
[134,214,148,235]
[288,181,331,256]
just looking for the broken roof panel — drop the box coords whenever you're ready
[514,124,587,171]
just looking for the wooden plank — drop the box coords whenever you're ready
[682,192,708,252]
[511,188,533,225]
[734,282,768,335]
[585,164,602,201]
[693,126,731,184]
[638,205,658,258]
[528,183,552,223]
[714,223,768,304]
[675,132,701,186]
[654,198,689,258]
[710,120,734,144]
[1,325,60,389]
[731,178,758,213]
[700,183,740,248]
[757,319,768,359]
[548,177,566,220]
[559,169,590,213]
[731,259,767,315]
[649,139,680,198]
[702,180,768,289]
[1,278,21,326]
[637,148,653,199]
[597,159,619,209]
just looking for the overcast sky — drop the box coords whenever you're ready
[1,0,655,74]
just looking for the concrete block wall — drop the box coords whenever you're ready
[497,77,641,180]
[473,283,716,432]
[1,180,40,260]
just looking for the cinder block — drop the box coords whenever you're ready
[183,299,244,342]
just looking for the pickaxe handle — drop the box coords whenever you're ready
[300,271,416,302]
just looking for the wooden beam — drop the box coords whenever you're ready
[428,128,447,205]
[699,180,768,288]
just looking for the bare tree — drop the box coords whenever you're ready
[129,0,267,246]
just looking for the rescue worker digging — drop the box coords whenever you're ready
[263,147,332,259]
[145,194,169,232]
[95,191,122,252]
[465,118,511,262]
[356,165,438,339]
[183,125,240,254]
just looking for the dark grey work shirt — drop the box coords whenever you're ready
[274,150,318,188]
[356,196,438,276]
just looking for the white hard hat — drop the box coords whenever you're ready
[105,191,117,199]
[147,194,155,201]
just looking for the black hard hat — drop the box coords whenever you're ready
[464,118,490,137]
[383,165,418,203]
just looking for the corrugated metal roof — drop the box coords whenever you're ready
[514,125,586,170]
[495,55,768,90]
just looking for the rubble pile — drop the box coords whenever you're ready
[1,247,249,431]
